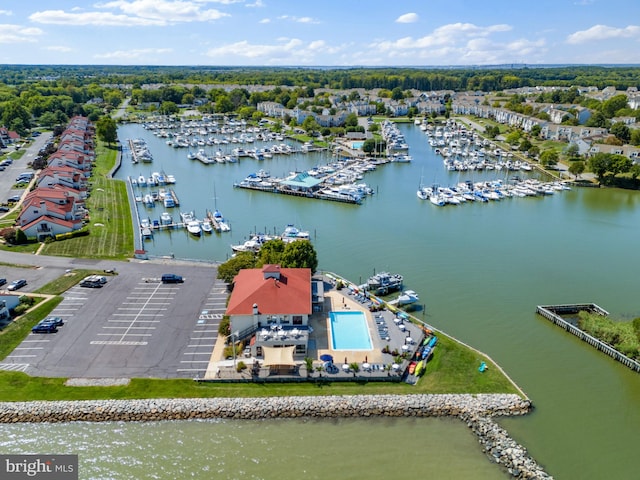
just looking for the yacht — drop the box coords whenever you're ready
[201,219,213,234]
[186,220,202,236]
[397,290,419,306]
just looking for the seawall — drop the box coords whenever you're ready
[0,394,552,479]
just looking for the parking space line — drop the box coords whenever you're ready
[177,368,206,372]
[101,326,156,330]
[21,339,49,343]
[112,313,164,316]
[182,352,212,355]
[187,344,215,348]
[90,341,148,346]
[108,320,159,323]
[117,308,168,311]
[13,347,43,350]
[191,336,218,340]
[0,364,30,372]
[97,333,152,336]
[7,355,37,358]
[179,360,210,363]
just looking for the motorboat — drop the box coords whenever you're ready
[160,212,173,225]
[366,272,403,294]
[201,219,213,234]
[397,290,419,305]
[213,210,231,232]
[280,224,309,242]
[186,220,202,236]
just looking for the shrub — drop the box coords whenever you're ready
[236,361,247,372]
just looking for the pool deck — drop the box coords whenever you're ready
[204,277,426,381]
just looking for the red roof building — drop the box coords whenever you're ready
[227,265,312,334]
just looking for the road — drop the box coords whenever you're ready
[0,132,53,205]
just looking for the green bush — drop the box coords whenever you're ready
[55,229,90,241]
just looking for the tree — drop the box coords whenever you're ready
[344,113,358,128]
[530,124,541,138]
[96,116,117,145]
[301,115,321,135]
[159,101,178,115]
[280,241,318,273]
[565,143,580,160]
[539,150,559,168]
[505,130,521,145]
[610,122,631,144]
[568,161,585,180]
[391,87,404,100]
[602,94,628,118]
[588,153,612,182]
[216,251,256,283]
[256,239,286,267]
[38,111,59,128]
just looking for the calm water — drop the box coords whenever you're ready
[2,123,639,479]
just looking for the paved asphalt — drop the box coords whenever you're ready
[1,132,53,204]
[0,251,227,379]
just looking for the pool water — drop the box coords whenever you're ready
[351,141,364,149]
[330,311,373,350]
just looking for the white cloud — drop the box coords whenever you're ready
[566,24,640,44]
[94,47,173,59]
[278,15,320,24]
[0,24,44,43]
[45,46,73,52]
[372,23,512,52]
[31,0,229,27]
[246,0,265,7]
[205,38,343,64]
[259,18,270,24]
[362,23,548,65]
[396,13,418,24]
[0,10,13,16]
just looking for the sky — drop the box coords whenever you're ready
[0,0,639,66]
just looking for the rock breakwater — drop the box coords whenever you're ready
[0,394,551,478]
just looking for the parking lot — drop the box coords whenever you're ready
[1,258,228,379]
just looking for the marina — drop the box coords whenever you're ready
[113,120,640,480]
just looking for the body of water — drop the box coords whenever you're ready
[2,122,639,479]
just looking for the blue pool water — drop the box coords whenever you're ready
[330,311,373,350]
[351,141,364,149]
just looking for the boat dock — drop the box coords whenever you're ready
[536,304,640,373]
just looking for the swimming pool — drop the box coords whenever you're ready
[351,141,364,149]
[330,311,373,350]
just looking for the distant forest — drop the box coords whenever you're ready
[2,64,640,92]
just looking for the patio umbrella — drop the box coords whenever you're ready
[365,356,368,363]
[320,354,333,362]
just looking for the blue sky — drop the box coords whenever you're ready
[1,0,639,66]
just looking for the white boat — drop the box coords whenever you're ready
[280,224,309,242]
[201,220,213,234]
[429,193,446,206]
[160,212,173,225]
[397,290,419,306]
[231,234,273,253]
[213,210,231,232]
[138,175,147,186]
[186,220,202,236]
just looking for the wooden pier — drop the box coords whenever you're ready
[536,304,640,373]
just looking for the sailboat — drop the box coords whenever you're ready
[212,182,231,232]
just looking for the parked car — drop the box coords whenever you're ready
[161,273,184,284]
[32,322,58,334]
[7,279,27,291]
[7,195,21,203]
[0,206,10,212]
[41,316,64,327]
[79,275,107,288]
[0,278,6,287]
